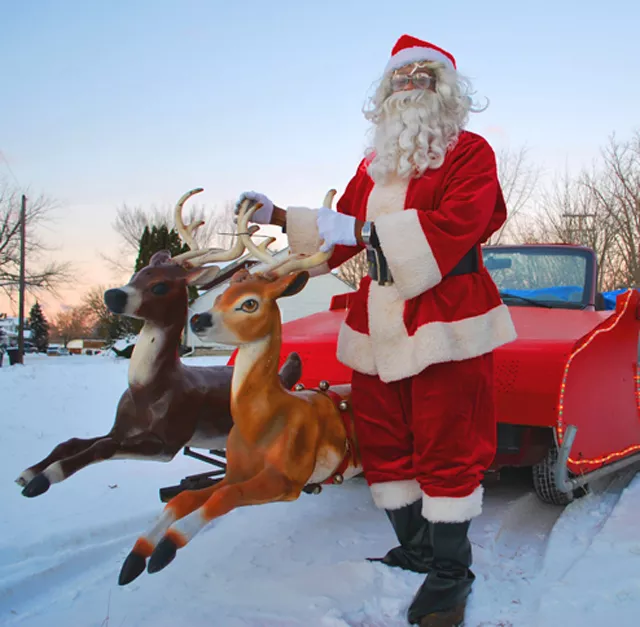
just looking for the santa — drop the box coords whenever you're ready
[236,34,517,627]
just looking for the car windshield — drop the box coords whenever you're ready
[482,246,593,309]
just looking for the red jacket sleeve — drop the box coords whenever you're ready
[374,135,502,300]
[327,160,367,271]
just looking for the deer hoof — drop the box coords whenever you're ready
[118,552,147,585]
[21,474,51,498]
[147,537,177,574]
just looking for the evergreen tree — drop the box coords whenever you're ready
[28,301,50,352]
[129,224,194,334]
[133,224,189,273]
[134,226,152,272]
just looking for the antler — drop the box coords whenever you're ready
[174,188,205,252]
[171,187,261,267]
[235,189,337,277]
[255,189,338,277]
[234,200,280,265]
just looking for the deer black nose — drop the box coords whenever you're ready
[190,312,213,333]
[104,288,128,314]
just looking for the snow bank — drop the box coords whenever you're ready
[1,356,639,626]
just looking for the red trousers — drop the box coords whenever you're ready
[351,354,496,521]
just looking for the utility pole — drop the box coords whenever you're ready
[17,194,27,364]
[562,212,596,243]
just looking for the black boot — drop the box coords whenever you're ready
[368,499,433,574]
[407,521,475,626]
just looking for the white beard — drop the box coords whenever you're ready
[365,87,468,184]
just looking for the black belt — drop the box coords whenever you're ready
[368,246,480,285]
[448,246,480,276]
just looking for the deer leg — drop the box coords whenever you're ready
[20,432,168,498]
[119,480,228,585]
[16,435,109,488]
[147,468,298,575]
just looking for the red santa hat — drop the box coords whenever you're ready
[384,35,457,75]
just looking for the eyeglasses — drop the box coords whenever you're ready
[389,72,434,92]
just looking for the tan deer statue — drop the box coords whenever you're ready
[118,191,362,585]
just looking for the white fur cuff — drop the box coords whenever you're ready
[336,321,377,374]
[385,47,455,75]
[286,206,322,256]
[374,209,442,299]
[422,485,484,522]
[370,479,423,510]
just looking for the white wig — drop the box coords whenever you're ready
[363,62,486,182]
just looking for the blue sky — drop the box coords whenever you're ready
[1,0,638,314]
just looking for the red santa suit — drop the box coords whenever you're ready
[284,129,517,523]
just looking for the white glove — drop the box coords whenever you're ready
[316,206,357,252]
[234,191,274,225]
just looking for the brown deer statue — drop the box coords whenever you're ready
[16,188,302,498]
[118,193,362,586]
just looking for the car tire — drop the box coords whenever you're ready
[532,444,588,505]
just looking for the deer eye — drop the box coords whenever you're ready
[240,298,259,313]
[151,283,170,296]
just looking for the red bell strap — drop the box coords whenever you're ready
[320,389,356,485]
[297,384,356,493]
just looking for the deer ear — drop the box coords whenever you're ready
[150,250,172,266]
[186,265,221,287]
[230,268,251,284]
[272,271,309,299]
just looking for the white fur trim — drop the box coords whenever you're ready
[336,321,376,374]
[365,177,409,221]
[422,485,483,522]
[385,46,455,74]
[375,209,442,299]
[284,207,331,277]
[337,285,517,382]
[370,479,423,510]
[286,206,322,256]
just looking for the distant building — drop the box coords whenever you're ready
[0,314,32,347]
[66,338,107,355]
[184,247,354,351]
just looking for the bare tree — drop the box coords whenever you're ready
[104,199,238,274]
[488,146,541,244]
[526,169,619,290]
[0,180,72,299]
[82,285,135,343]
[515,132,640,292]
[590,132,640,288]
[51,306,93,346]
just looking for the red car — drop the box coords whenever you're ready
[274,244,640,505]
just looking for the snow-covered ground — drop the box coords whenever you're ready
[1,354,640,626]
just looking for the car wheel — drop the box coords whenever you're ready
[532,444,588,505]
